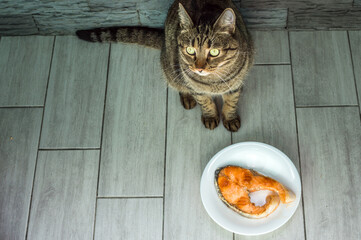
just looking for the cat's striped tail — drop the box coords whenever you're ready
[76,27,164,49]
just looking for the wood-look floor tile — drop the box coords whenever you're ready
[297,107,361,239]
[27,150,99,240]
[0,108,42,240]
[94,198,163,240]
[290,31,357,106]
[163,89,232,240]
[349,31,361,112]
[98,44,166,197]
[0,36,53,106]
[40,36,109,148]
[252,31,290,64]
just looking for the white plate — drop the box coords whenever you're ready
[200,142,301,236]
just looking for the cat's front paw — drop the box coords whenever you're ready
[201,115,220,130]
[223,115,241,132]
[180,93,197,110]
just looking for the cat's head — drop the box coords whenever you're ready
[177,3,240,77]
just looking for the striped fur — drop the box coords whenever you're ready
[76,27,164,49]
[161,0,254,132]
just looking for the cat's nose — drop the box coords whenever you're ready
[195,59,206,70]
[195,68,203,73]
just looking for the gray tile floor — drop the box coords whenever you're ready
[0,31,360,240]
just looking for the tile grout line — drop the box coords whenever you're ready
[254,63,291,66]
[25,36,56,240]
[97,196,163,199]
[39,148,100,151]
[92,43,112,240]
[162,87,169,240]
[288,31,307,240]
[0,106,43,108]
[231,110,234,240]
[296,105,359,108]
[346,30,361,122]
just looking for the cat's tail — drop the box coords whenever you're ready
[76,27,164,49]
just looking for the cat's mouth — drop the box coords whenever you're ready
[189,67,211,76]
[195,71,210,76]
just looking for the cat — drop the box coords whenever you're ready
[76,0,254,132]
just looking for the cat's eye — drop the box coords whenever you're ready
[186,47,196,55]
[209,49,220,57]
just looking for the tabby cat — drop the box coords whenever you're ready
[77,0,254,132]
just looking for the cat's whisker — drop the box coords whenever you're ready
[172,72,183,83]
[169,68,182,75]
[166,65,185,76]
[217,69,232,79]
[162,64,181,71]
[182,68,192,78]
[174,68,193,84]
[172,68,188,84]
[214,72,232,92]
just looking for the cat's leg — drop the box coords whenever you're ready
[179,92,197,110]
[193,94,219,130]
[222,89,241,132]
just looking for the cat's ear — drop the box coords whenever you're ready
[178,3,193,30]
[213,8,236,34]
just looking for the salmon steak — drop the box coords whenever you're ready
[215,166,296,219]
